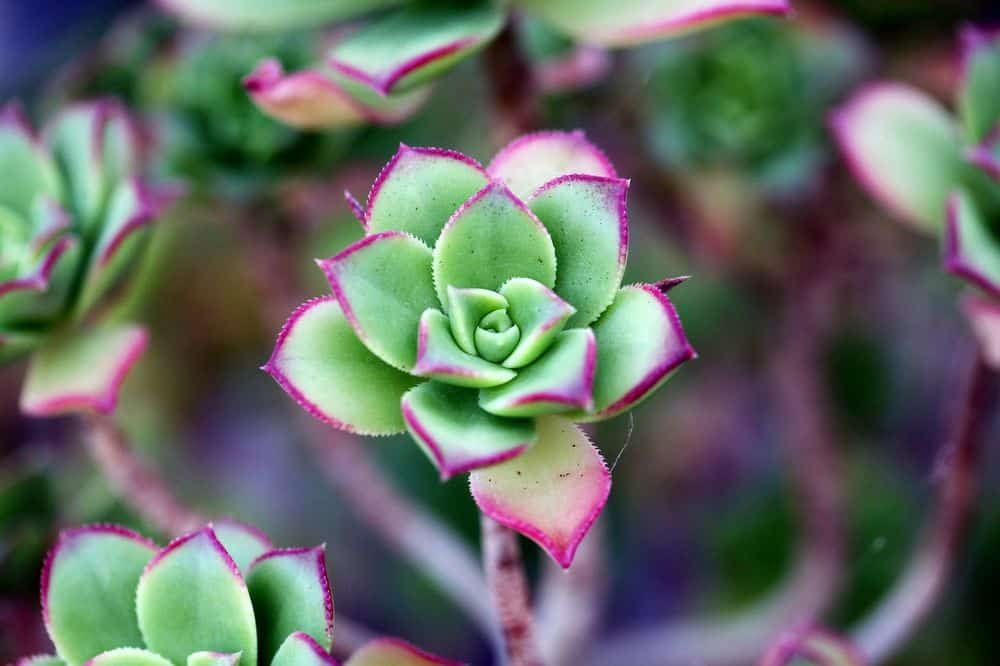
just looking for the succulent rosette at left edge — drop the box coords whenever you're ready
[0,100,171,417]
[265,130,696,568]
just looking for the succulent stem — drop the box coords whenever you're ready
[480,513,544,666]
[852,353,1000,663]
[82,413,203,537]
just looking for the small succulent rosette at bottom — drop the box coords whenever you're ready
[265,130,696,570]
[27,521,459,666]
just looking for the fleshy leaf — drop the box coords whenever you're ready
[0,235,81,330]
[412,309,516,388]
[517,0,790,46]
[344,638,457,666]
[575,284,695,421]
[479,329,595,417]
[528,175,628,327]
[136,527,257,665]
[487,130,616,200]
[186,653,241,666]
[432,182,556,307]
[318,232,438,371]
[264,297,421,435]
[944,189,1000,298]
[401,381,536,480]
[499,277,575,369]
[243,59,367,130]
[20,324,147,417]
[0,105,60,217]
[246,546,334,662]
[43,525,156,666]
[213,519,273,573]
[470,416,610,568]
[963,295,1000,371]
[365,145,488,246]
[74,178,161,319]
[958,26,1000,143]
[446,286,508,355]
[157,0,403,31]
[831,83,962,232]
[84,649,173,666]
[271,633,339,666]
[329,2,504,95]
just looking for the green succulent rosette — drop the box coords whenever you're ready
[25,522,455,666]
[0,101,169,416]
[157,0,791,130]
[265,130,695,567]
[832,26,1000,365]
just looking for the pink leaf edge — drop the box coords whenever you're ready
[0,236,77,299]
[829,82,948,229]
[142,525,244,585]
[41,524,157,628]
[529,173,630,270]
[329,37,479,97]
[943,192,1000,299]
[248,545,335,646]
[966,127,1000,182]
[262,296,362,434]
[364,144,487,226]
[488,129,617,181]
[243,58,366,130]
[608,1,791,44]
[352,637,462,666]
[20,325,149,417]
[400,398,530,481]
[283,632,341,665]
[471,428,612,569]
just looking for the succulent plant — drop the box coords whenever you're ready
[639,13,867,196]
[22,522,455,666]
[158,0,792,130]
[0,101,170,417]
[831,26,1000,364]
[264,130,695,567]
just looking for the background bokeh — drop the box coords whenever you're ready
[2,1,1000,664]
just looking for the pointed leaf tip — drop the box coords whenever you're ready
[137,527,257,665]
[271,632,339,666]
[471,417,610,568]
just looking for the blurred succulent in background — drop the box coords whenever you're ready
[49,13,356,198]
[638,12,868,197]
[265,130,694,567]
[0,101,169,417]
[760,628,866,666]
[159,0,792,130]
[26,522,454,666]
[832,26,1000,364]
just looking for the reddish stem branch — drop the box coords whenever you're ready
[82,413,203,537]
[483,18,542,140]
[480,514,544,666]
[852,354,999,663]
[306,430,496,639]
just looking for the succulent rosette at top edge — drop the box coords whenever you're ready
[0,101,170,417]
[265,130,696,568]
[22,521,456,666]
[831,26,1000,366]
[157,0,791,130]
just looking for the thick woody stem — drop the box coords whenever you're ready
[82,413,203,537]
[483,17,542,140]
[306,430,496,640]
[852,354,999,663]
[481,514,544,666]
